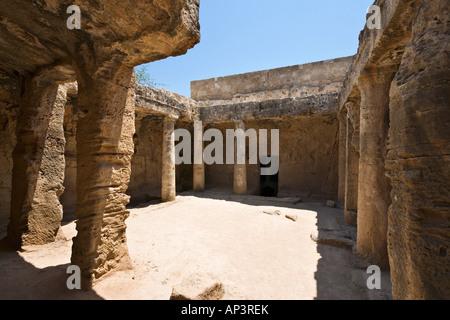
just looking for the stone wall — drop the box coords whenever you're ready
[191,57,350,201]
[191,57,353,105]
[127,113,164,204]
[0,74,19,231]
[337,0,449,299]
[200,117,339,201]
[386,0,450,299]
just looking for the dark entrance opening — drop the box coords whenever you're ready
[260,161,279,197]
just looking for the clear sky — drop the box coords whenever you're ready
[139,0,374,98]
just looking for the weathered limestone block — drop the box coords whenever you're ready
[356,71,395,269]
[0,75,19,229]
[7,80,67,248]
[136,84,199,121]
[170,274,225,300]
[192,56,353,103]
[161,117,177,202]
[386,0,450,300]
[71,67,136,289]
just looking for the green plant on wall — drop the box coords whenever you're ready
[135,65,163,88]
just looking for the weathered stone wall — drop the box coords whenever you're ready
[247,118,339,201]
[191,57,348,201]
[192,57,353,104]
[386,0,450,300]
[201,117,339,201]
[0,74,19,231]
[203,122,238,192]
[337,0,449,299]
[128,113,164,204]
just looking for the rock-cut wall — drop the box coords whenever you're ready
[386,0,450,300]
[0,74,19,232]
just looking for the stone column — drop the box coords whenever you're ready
[193,121,205,192]
[344,102,360,226]
[0,75,19,229]
[356,71,394,269]
[233,120,247,195]
[161,117,176,202]
[71,67,135,289]
[337,111,347,205]
[386,0,450,300]
[7,79,66,248]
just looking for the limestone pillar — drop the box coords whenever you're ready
[0,75,19,229]
[356,71,394,269]
[337,112,347,205]
[193,121,205,192]
[233,120,247,195]
[344,102,360,226]
[161,117,176,202]
[71,67,135,289]
[7,80,66,248]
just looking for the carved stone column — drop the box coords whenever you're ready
[233,120,247,195]
[344,102,360,226]
[7,79,66,248]
[71,67,136,289]
[356,71,395,269]
[161,117,176,202]
[193,121,205,192]
[337,111,347,205]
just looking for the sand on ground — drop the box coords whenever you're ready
[0,192,392,300]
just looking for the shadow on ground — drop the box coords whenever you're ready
[314,209,392,300]
[0,241,103,300]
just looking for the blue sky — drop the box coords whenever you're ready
[139,0,374,98]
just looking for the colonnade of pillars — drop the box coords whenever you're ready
[338,70,396,270]
[160,119,248,201]
[6,72,248,288]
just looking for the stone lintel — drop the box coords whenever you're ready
[199,93,340,122]
[135,84,198,121]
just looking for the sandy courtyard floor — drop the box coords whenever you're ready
[0,192,392,300]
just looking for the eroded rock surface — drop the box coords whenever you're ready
[386,0,450,300]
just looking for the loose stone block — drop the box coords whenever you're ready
[170,274,225,300]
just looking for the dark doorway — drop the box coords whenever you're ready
[260,162,279,197]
